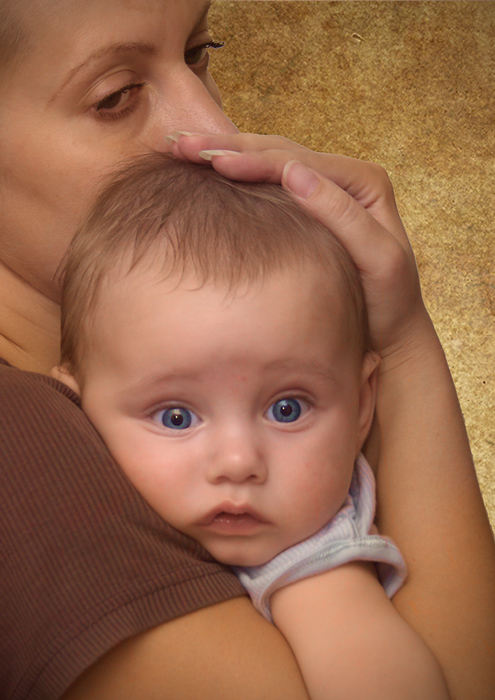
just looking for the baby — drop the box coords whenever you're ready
[53,155,449,699]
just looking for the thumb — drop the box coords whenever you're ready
[281,160,404,277]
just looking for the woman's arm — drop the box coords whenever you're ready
[62,598,310,700]
[373,316,495,700]
[271,563,450,700]
[167,132,495,699]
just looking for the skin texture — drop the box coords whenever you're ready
[58,265,377,567]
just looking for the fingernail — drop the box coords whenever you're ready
[199,149,242,161]
[283,161,319,199]
[165,130,197,143]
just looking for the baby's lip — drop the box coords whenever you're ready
[198,502,268,526]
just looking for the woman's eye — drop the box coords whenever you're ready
[267,398,307,424]
[185,40,225,66]
[152,407,198,431]
[93,82,147,119]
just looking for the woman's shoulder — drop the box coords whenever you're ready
[0,356,81,410]
[0,356,103,459]
[0,357,126,530]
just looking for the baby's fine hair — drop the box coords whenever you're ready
[60,154,370,370]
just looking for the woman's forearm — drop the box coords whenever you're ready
[62,598,311,700]
[375,314,495,699]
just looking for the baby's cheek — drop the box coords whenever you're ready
[292,471,347,533]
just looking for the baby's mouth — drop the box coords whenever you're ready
[198,504,268,530]
[213,511,255,523]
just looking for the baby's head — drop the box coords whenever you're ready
[59,154,370,373]
[56,155,378,566]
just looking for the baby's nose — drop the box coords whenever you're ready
[207,430,267,485]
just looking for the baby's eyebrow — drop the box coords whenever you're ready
[52,42,157,101]
[266,359,339,385]
[119,371,198,397]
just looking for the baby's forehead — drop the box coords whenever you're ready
[77,249,365,381]
[92,256,353,351]
[90,259,354,356]
[101,250,347,301]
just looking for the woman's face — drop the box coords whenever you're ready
[0,0,236,299]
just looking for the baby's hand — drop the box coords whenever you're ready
[167,133,432,363]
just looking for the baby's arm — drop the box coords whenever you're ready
[271,562,450,700]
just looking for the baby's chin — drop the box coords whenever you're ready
[206,543,279,568]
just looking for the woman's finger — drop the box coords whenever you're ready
[280,160,424,352]
[172,132,374,201]
[166,131,308,159]
[168,135,424,352]
[170,134,404,241]
[281,160,409,276]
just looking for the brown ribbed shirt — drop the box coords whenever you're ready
[0,359,245,700]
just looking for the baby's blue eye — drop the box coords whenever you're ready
[268,399,302,423]
[156,407,194,430]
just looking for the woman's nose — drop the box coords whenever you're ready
[151,69,238,146]
[207,429,267,485]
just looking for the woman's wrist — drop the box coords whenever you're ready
[377,305,445,378]
[375,309,466,456]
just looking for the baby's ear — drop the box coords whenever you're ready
[50,364,81,396]
[356,351,380,453]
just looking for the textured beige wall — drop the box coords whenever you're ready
[210,1,495,529]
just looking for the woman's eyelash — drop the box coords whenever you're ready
[94,82,148,117]
[206,41,225,50]
[92,40,225,119]
[185,40,225,65]
[197,41,225,52]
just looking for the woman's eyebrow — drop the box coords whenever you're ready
[51,1,212,102]
[52,42,156,102]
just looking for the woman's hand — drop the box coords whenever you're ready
[166,132,431,362]
[168,133,495,699]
